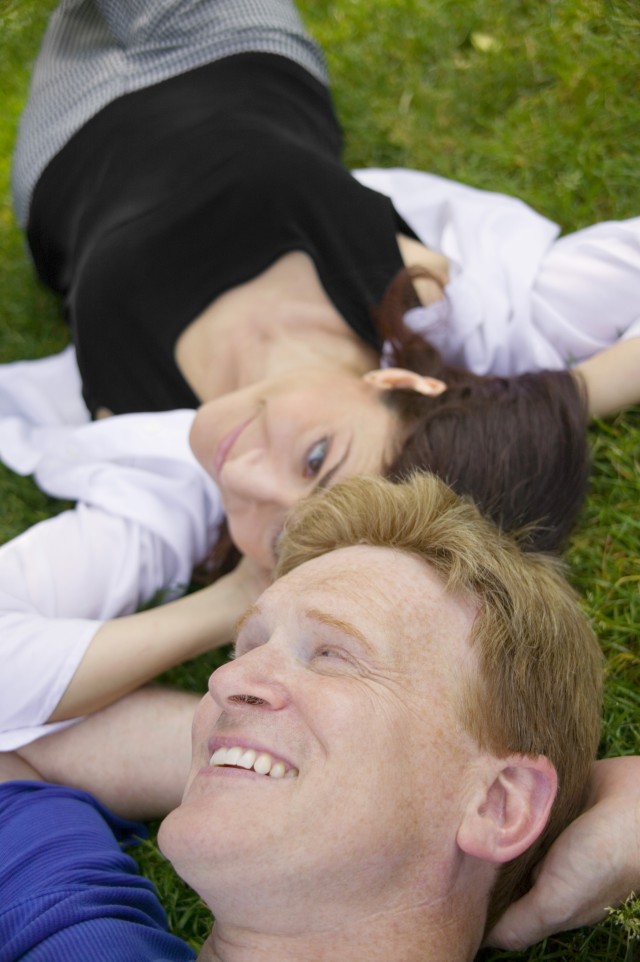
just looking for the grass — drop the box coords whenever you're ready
[1,1,639,959]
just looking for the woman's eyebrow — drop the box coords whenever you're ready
[315,443,351,491]
[306,607,375,654]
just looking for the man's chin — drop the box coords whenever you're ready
[156,804,205,893]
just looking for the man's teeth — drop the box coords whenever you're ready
[208,745,298,778]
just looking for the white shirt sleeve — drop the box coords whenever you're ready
[0,354,224,749]
[0,500,201,750]
[530,217,640,362]
[355,167,640,374]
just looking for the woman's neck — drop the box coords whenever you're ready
[175,251,378,402]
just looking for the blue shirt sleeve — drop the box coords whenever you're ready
[0,780,197,962]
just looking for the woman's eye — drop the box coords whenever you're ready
[304,438,329,478]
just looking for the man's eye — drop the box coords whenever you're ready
[315,647,345,661]
[304,438,329,478]
[270,528,283,562]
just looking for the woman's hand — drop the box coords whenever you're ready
[203,555,272,625]
[574,336,640,418]
[486,755,640,950]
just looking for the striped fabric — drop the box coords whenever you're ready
[11,0,328,227]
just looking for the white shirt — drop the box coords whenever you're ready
[356,168,640,373]
[0,348,223,749]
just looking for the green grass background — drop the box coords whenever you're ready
[1,1,639,959]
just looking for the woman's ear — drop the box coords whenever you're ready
[457,755,557,865]
[363,368,447,397]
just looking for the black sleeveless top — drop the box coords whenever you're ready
[28,53,412,415]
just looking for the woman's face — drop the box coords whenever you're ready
[189,370,404,569]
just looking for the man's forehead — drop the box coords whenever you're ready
[236,545,478,685]
[282,544,428,599]
[269,544,468,638]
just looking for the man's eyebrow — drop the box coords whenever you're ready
[232,602,261,653]
[306,607,375,654]
[315,443,350,491]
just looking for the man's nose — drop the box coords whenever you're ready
[208,646,290,714]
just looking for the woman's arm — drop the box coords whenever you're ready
[574,336,640,418]
[0,492,267,747]
[0,400,248,746]
[487,755,640,949]
[49,556,269,723]
[19,686,202,820]
[0,753,43,783]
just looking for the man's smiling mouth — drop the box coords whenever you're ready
[208,745,299,778]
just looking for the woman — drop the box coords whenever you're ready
[0,0,639,756]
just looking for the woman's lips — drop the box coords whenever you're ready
[214,416,255,475]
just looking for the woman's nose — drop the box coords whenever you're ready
[208,647,290,714]
[222,450,301,509]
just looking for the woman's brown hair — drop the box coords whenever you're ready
[375,268,591,552]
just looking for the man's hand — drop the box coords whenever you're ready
[486,756,640,951]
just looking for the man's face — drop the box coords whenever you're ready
[159,545,481,927]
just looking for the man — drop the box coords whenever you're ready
[0,473,604,961]
[161,471,607,962]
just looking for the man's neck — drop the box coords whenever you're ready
[195,908,481,962]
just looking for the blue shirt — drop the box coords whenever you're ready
[0,781,197,962]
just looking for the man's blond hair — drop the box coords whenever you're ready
[275,472,603,930]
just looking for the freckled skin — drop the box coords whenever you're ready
[160,545,482,937]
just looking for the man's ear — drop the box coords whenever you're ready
[457,756,557,864]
